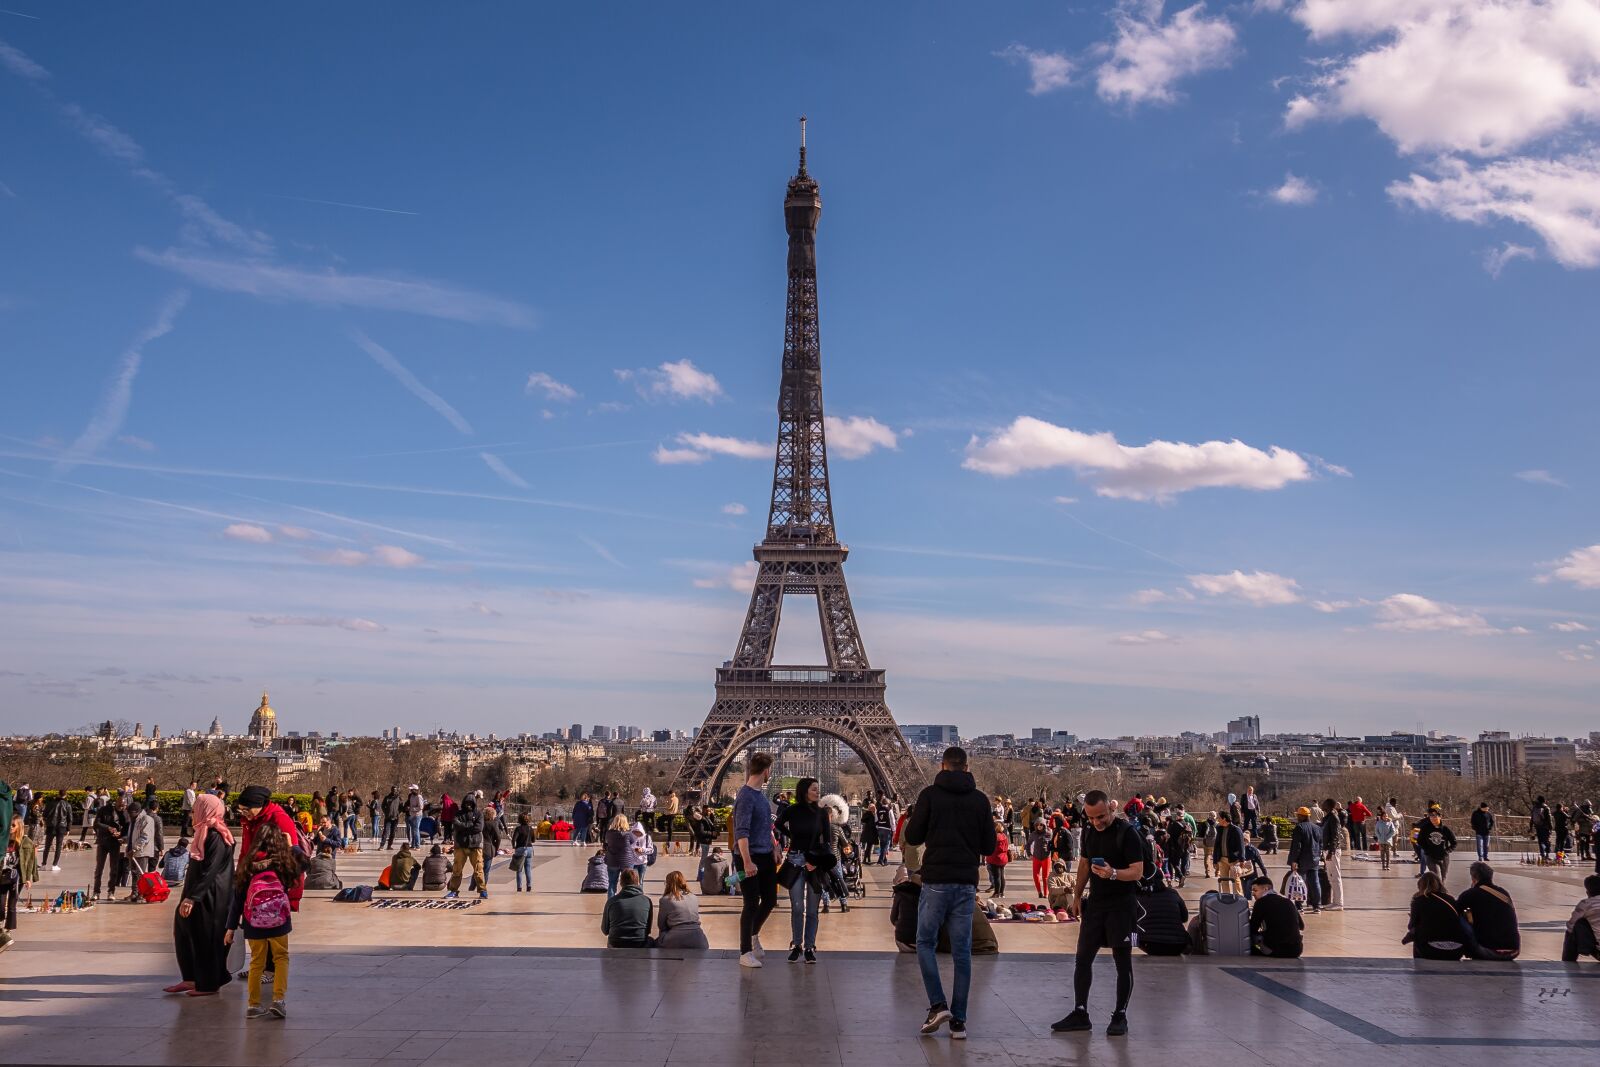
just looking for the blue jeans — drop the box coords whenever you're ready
[512,847,534,890]
[606,864,623,897]
[916,883,976,1022]
[876,836,890,864]
[406,815,421,848]
[1476,833,1491,861]
[343,815,359,844]
[787,856,820,949]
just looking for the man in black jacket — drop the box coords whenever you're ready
[1416,809,1457,884]
[1457,861,1519,959]
[445,797,488,899]
[1470,803,1494,862]
[905,746,995,1040]
[381,787,402,851]
[1212,813,1244,895]
[1287,807,1323,913]
[1249,877,1303,957]
[92,795,129,899]
[42,790,72,871]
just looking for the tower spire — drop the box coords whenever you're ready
[798,115,807,176]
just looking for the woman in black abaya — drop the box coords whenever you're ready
[167,792,234,995]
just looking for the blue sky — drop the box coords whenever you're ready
[2,2,1598,740]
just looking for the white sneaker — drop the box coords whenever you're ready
[739,952,763,969]
[751,936,765,959]
[50,865,61,872]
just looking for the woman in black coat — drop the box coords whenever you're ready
[167,793,234,995]
[1402,872,1475,960]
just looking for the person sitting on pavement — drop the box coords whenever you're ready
[656,870,709,949]
[1249,876,1303,958]
[699,846,730,896]
[1133,873,1189,956]
[160,839,191,884]
[602,869,654,948]
[302,844,342,890]
[1402,871,1474,960]
[581,850,610,893]
[1562,874,1600,963]
[420,844,450,891]
[1456,861,1519,960]
[388,842,420,890]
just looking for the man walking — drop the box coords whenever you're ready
[905,746,995,1040]
[733,752,779,969]
[1288,806,1323,914]
[1531,796,1553,861]
[1321,799,1346,911]
[1242,786,1260,837]
[1053,789,1147,1038]
[1470,803,1494,862]
[381,786,401,850]
[1417,808,1457,884]
[1212,811,1244,895]
[42,789,71,871]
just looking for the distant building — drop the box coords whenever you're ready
[590,725,614,741]
[1031,727,1052,742]
[1225,716,1261,744]
[247,691,279,747]
[902,725,960,746]
[1471,733,1579,779]
[208,716,223,738]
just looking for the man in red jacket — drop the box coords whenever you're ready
[1347,797,1372,852]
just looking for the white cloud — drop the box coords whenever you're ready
[693,561,759,591]
[526,371,578,402]
[1287,0,1600,158]
[222,523,273,544]
[1114,629,1180,645]
[1187,569,1303,605]
[1095,1,1239,106]
[0,38,49,80]
[1372,593,1498,635]
[54,290,188,474]
[1540,544,1600,589]
[117,434,156,452]
[1268,172,1319,205]
[479,452,529,489]
[996,44,1075,94]
[825,415,899,459]
[467,601,502,617]
[1551,620,1591,632]
[654,432,771,465]
[721,502,749,515]
[963,416,1314,501]
[1388,152,1600,268]
[277,525,316,541]
[580,535,624,568]
[352,331,474,436]
[248,615,386,633]
[370,545,423,569]
[616,359,724,402]
[1053,495,1080,505]
[1516,468,1566,487]
[1134,587,1195,604]
[1311,599,1360,613]
[137,248,536,327]
[1485,242,1538,276]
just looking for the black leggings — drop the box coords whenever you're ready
[1074,901,1134,1014]
[738,851,778,953]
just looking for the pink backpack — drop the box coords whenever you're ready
[244,870,291,929]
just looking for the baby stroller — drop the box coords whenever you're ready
[834,839,867,900]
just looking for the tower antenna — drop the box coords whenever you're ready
[798,115,807,175]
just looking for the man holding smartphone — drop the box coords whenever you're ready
[1053,789,1147,1037]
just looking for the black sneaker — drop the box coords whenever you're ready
[949,1021,967,1040]
[921,1004,951,1035]
[804,948,817,964]
[1106,1012,1128,1037]
[1051,1009,1092,1032]
[787,945,802,963]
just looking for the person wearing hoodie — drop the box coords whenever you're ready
[1026,820,1052,899]
[445,797,488,899]
[161,839,192,883]
[638,787,657,835]
[421,845,450,890]
[124,802,159,901]
[904,746,996,1041]
[601,869,653,948]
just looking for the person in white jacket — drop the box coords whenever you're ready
[124,802,159,900]
[638,788,657,834]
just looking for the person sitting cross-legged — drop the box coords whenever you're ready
[388,842,420,890]
[1562,874,1600,963]
[602,869,654,948]
[1456,862,1519,960]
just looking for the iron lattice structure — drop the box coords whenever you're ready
[674,127,924,802]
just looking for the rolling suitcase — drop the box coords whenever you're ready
[1201,890,1250,956]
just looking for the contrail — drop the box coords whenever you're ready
[352,330,474,436]
[268,193,418,216]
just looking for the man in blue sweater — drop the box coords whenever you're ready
[733,752,779,969]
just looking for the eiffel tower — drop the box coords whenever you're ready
[674,122,924,802]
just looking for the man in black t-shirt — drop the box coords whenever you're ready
[1052,790,1147,1038]
[1249,876,1303,957]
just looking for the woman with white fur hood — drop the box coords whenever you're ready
[819,793,854,913]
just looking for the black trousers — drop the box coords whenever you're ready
[42,830,66,867]
[382,819,398,850]
[1563,922,1598,962]
[93,843,122,895]
[738,851,778,954]
[1074,898,1135,1013]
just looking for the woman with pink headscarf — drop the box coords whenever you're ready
[166,792,235,995]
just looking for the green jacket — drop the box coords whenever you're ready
[0,781,13,841]
[601,885,653,947]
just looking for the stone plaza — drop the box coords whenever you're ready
[1,840,1596,1066]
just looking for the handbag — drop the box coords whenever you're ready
[777,857,803,890]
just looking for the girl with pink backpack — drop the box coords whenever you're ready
[224,823,303,1020]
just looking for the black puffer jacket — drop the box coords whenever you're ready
[452,805,484,849]
[903,771,996,886]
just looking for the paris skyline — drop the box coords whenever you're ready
[2,4,1597,739]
